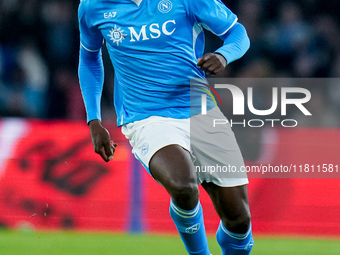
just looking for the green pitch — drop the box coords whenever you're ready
[0,230,339,255]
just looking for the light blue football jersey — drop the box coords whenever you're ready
[78,0,245,126]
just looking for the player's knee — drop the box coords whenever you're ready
[222,211,251,234]
[168,180,199,209]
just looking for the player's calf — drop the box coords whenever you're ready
[167,179,199,210]
[170,200,211,255]
[216,220,254,255]
[221,210,251,234]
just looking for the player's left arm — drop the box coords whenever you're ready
[193,0,250,74]
[197,22,250,75]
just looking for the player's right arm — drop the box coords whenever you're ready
[78,1,116,162]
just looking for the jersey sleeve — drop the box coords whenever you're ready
[187,0,249,64]
[78,1,104,52]
[215,22,250,64]
[78,1,105,123]
[78,47,104,123]
[189,0,238,37]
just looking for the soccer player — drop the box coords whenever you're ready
[78,0,254,254]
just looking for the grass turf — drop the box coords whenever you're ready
[0,230,339,255]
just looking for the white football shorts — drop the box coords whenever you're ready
[121,107,248,187]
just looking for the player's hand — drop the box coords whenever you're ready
[197,53,227,75]
[89,119,117,162]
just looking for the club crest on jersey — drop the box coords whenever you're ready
[108,25,127,46]
[158,0,172,13]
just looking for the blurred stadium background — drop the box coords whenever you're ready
[0,0,340,254]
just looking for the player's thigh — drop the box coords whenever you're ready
[122,116,199,208]
[150,144,199,210]
[149,144,197,192]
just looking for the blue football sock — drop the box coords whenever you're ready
[169,199,211,255]
[216,220,254,255]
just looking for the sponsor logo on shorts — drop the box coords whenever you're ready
[141,142,149,156]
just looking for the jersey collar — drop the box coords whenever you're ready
[131,0,143,6]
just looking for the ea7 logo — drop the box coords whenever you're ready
[128,20,176,42]
[104,12,117,19]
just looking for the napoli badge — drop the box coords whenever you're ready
[141,142,149,156]
[158,0,172,13]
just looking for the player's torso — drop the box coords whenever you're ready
[83,0,208,125]
[88,0,194,53]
